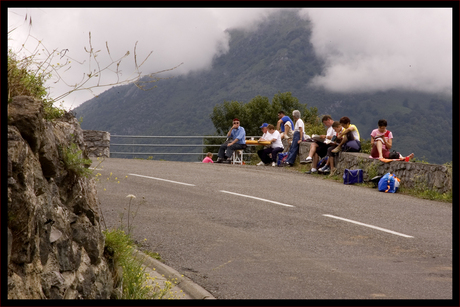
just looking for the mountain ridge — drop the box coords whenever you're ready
[74,10,452,164]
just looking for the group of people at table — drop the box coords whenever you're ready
[204,110,414,174]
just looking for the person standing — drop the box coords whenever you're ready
[283,110,305,167]
[216,118,246,163]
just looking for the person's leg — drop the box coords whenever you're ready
[285,131,300,165]
[261,148,273,164]
[217,142,229,160]
[371,140,384,158]
[308,142,318,158]
[225,143,244,160]
[271,147,283,163]
[257,148,265,161]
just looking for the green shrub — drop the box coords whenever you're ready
[61,142,92,177]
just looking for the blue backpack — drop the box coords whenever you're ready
[378,173,400,193]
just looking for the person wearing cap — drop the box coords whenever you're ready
[256,123,284,166]
[216,118,247,163]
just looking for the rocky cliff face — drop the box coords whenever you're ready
[7,96,116,299]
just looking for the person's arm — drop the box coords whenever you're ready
[298,126,304,144]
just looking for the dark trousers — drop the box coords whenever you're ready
[257,147,284,164]
[218,140,246,159]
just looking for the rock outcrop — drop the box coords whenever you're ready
[7,96,116,299]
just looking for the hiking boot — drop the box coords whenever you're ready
[331,146,342,153]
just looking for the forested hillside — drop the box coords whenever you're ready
[74,9,452,164]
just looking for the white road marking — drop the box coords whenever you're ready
[128,173,196,186]
[323,214,414,238]
[220,190,294,208]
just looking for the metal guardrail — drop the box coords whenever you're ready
[110,135,260,157]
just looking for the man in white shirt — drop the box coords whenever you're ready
[257,123,284,166]
[283,110,304,167]
[302,115,336,174]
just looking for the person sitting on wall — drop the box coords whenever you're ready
[302,115,336,174]
[331,116,361,153]
[370,119,393,159]
[216,118,247,164]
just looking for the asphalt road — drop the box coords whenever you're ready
[92,158,453,300]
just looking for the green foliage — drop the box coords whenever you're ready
[74,9,452,165]
[104,229,177,299]
[360,138,372,154]
[7,50,49,100]
[61,142,92,177]
[8,48,66,121]
[210,91,322,138]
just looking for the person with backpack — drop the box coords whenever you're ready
[370,119,393,159]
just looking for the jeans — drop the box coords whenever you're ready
[285,131,301,165]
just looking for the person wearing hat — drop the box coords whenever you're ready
[257,123,284,166]
[216,118,247,163]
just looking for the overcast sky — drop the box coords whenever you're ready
[7,7,452,110]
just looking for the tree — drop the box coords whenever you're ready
[209,91,322,137]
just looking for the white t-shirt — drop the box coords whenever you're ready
[262,130,284,149]
[326,126,336,138]
[294,119,304,132]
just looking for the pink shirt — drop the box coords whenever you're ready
[371,129,393,150]
[202,157,213,163]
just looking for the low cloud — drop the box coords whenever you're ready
[299,8,452,95]
[7,8,452,109]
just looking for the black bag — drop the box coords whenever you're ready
[388,150,400,159]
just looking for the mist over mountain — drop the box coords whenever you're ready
[74,10,452,165]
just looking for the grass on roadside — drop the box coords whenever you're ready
[288,158,452,203]
[103,228,181,299]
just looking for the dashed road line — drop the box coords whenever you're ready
[323,214,414,238]
[128,173,196,186]
[220,190,294,208]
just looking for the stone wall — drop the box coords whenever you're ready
[298,142,452,194]
[83,130,110,158]
[7,96,117,299]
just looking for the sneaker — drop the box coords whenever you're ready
[257,161,265,166]
[300,156,312,164]
[305,168,317,174]
[216,157,224,163]
[272,162,276,167]
[318,165,330,173]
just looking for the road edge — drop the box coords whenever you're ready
[133,250,216,299]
